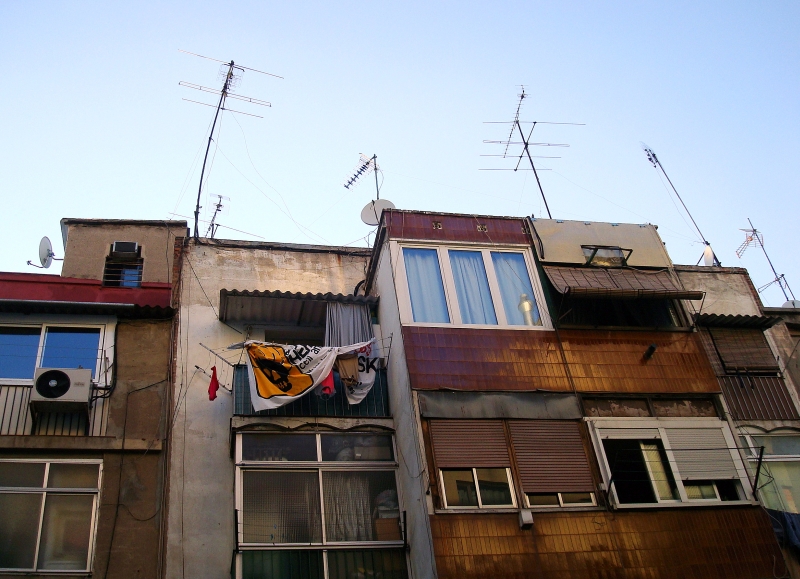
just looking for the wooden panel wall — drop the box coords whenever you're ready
[384,211,529,244]
[430,508,783,579]
[403,327,719,394]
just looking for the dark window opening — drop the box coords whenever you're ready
[103,243,143,288]
[555,295,679,328]
[603,439,678,504]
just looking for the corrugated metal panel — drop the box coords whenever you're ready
[695,313,780,329]
[508,421,594,493]
[708,327,779,372]
[597,428,660,439]
[417,391,582,420]
[0,386,108,436]
[697,328,725,375]
[543,265,703,300]
[719,375,800,420]
[219,290,377,323]
[664,427,739,480]
[429,420,510,468]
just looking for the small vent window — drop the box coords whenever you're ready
[103,242,142,287]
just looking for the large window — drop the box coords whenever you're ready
[235,433,406,579]
[590,419,749,507]
[398,244,547,328]
[0,325,105,382]
[0,460,101,572]
[741,433,800,513]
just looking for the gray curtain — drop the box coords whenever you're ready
[325,303,373,348]
[323,471,373,541]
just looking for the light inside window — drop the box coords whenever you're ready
[684,482,717,500]
[402,248,449,323]
[41,328,101,378]
[491,252,541,326]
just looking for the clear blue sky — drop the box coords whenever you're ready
[1,1,797,306]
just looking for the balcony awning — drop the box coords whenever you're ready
[694,313,781,329]
[218,289,378,324]
[543,265,704,300]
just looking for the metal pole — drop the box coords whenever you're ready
[752,446,765,500]
[194,61,234,239]
[749,218,794,301]
[373,155,380,200]
[515,121,552,219]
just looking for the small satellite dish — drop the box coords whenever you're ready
[360,199,395,226]
[39,237,54,268]
[783,300,800,309]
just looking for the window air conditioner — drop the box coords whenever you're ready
[111,241,139,257]
[30,368,93,415]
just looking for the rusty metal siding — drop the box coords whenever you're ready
[708,327,779,372]
[429,420,510,468]
[383,211,529,244]
[507,421,594,493]
[543,265,703,300]
[720,375,800,420]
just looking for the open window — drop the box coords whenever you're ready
[103,242,143,287]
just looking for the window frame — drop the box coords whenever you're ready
[587,417,752,509]
[0,320,113,387]
[438,467,517,510]
[0,458,103,574]
[391,241,551,329]
[523,491,597,509]
[234,432,403,549]
[740,431,800,513]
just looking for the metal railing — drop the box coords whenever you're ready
[0,384,109,436]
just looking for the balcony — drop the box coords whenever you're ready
[0,384,109,436]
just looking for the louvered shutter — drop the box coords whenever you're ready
[429,420,510,468]
[508,421,594,493]
[664,427,739,480]
[708,328,779,373]
[597,428,660,440]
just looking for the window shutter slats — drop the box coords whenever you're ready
[664,428,738,480]
[708,328,778,372]
[429,420,510,468]
[509,421,594,493]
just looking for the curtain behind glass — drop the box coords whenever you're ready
[448,251,497,325]
[325,304,374,347]
[242,471,322,543]
[402,249,449,323]
[491,252,541,326]
[323,472,374,541]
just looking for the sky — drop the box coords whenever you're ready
[1,1,798,306]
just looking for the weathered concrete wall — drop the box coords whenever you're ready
[164,239,371,579]
[61,222,187,283]
[675,266,762,316]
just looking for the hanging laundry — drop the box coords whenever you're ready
[208,366,219,401]
[319,370,335,396]
[336,354,359,387]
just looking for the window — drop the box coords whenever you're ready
[591,420,748,507]
[526,492,596,508]
[398,244,547,327]
[0,460,101,572]
[440,468,514,508]
[741,434,800,513]
[103,242,143,288]
[0,325,106,381]
[235,433,406,579]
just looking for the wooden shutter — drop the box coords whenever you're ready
[708,328,778,373]
[664,427,739,481]
[508,421,594,493]
[429,420,510,468]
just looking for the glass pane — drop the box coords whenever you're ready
[37,494,94,571]
[602,439,656,504]
[328,549,408,579]
[241,550,323,579]
[0,493,42,569]
[759,462,800,513]
[753,436,800,456]
[448,250,497,325]
[0,462,45,487]
[242,471,322,543]
[403,248,450,323]
[641,442,679,501]
[0,327,41,379]
[241,434,317,462]
[475,468,513,506]
[441,470,478,507]
[41,328,101,378]
[684,482,717,500]
[47,464,99,489]
[490,252,541,326]
[561,492,595,505]
[322,471,399,542]
[526,493,559,507]
[321,434,394,462]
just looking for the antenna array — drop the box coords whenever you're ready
[737,218,795,302]
[343,154,381,199]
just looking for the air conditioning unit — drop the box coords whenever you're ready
[111,241,139,257]
[30,368,92,415]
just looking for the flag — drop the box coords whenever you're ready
[208,366,219,401]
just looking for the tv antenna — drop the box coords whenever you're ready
[205,195,231,238]
[178,50,282,239]
[344,154,381,198]
[482,87,584,219]
[27,236,63,269]
[641,143,721,267]
[736,218,795,302]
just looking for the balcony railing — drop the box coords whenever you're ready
[0,384,109,436]
[233,365,390,418]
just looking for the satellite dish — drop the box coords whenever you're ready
[39,237,54,268]
[783,300,800,309]
[360,199,395,226]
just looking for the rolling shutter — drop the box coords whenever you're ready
[708,328,779,373]
[508,421,594,493]
[664,427,739,480]
[429,420,510,468]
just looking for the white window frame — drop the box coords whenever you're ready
[391,240,552,329]
[586,417,753,509]
[0,458,103,574]
[438,467,517,510]
[234,432,403,548]
[523,491,597,509]
[739,431,800,512]
[0,317,114,387]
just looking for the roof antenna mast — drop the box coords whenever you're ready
[736,218,795,303]
[641,144,721,267]
[178,50,282,239]
[482,86,584,219]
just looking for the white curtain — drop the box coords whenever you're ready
[403,248,450,323]
[449,250,497,325]
[323,471,374,541]
[491,252,541,326]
